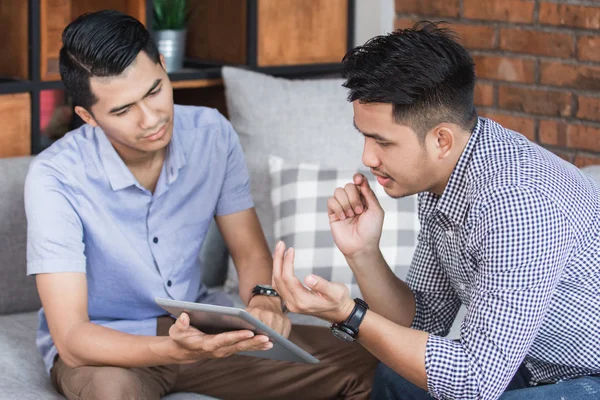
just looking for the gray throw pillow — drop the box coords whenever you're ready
[222,67,363,292]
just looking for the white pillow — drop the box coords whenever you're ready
[269,155,420,298]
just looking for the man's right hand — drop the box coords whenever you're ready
[327,173,384,259]
[168,312,273,363]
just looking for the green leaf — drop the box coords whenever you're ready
[153,0,188,30]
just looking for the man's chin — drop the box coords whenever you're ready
[382,185,410,199]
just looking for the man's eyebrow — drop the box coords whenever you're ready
[353,119,389,142]
[109,79,162,114]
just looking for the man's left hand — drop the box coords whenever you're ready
[272,241,355,324]
[246,295,292,338]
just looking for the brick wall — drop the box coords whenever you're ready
[395,0,600,167]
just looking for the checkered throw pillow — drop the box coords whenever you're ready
[269,155,420,298]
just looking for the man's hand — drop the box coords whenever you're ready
[272,241,355,323]
[328,173,384,259]
[167,313,273,363]
[246,295,292,338]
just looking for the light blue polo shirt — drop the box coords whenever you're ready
[25,105,253,373]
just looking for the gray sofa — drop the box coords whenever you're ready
[2,66,600,399]
[3,157,599,400]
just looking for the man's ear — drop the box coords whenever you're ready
[432,124,454,160]
[74,106,98,127]
[159,54,167,71]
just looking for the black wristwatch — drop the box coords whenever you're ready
[330,298,369,342]
[251,284,279,298]
[251,284,287,312]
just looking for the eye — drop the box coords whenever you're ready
[148,87,162,96]
[115,108,130,117]
[376,141,391,148]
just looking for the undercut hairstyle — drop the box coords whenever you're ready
[59,10,161,111]
[342,21,477,141]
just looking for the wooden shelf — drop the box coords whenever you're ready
[186,0,351,68]
[0,94,31,158]
[0,0,29,80]
[40,0,146,81]
[257,0,349,66]
[171,78,223,90]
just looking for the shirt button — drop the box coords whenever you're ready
[153,237,159,244]
[167,280,172,287]
[446,231,454,238]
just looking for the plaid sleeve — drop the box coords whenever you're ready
[425,186,575,400]
[407,230,461,336]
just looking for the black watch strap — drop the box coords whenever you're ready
[344,298,369,334]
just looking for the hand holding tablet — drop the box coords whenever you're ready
[156,298,319,364]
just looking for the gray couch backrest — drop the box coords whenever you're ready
[0,156,40,315]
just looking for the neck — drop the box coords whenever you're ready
[122,147,166,170]
[108,138,166,170]
[430,130,471,196]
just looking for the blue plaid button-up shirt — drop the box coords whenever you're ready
[407,118,600,399]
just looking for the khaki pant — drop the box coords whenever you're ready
[51,316,377,400]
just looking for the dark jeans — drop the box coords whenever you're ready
[371,362,600,400]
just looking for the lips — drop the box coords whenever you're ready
[143,124,166,141]
[372,170,393,186]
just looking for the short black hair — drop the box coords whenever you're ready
[342,21,477,140]
[59,10,160,111]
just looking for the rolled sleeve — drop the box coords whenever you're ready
[25,162,86,275]
[408,235,461,336]
[425,186,575,400]
[215,118,254,216]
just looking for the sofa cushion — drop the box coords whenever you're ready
[0,311,63,399]
[269,155,419,297]
[0,156,41,315]
[221,67,362,291]
[0,311,219,400]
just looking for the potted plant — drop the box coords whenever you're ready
[153,0,190,73]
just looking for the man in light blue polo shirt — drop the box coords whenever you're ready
[25,10,376,400]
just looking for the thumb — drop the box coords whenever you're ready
[305,274,332,294]
[177,312,190,329]
[353,173,381,209]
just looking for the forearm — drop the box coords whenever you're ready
[358,311,428,389]
[347,250,416,326]
[235,253,273,305]
[60,321,180,368]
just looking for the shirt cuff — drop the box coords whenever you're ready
[27,259,86,275]
[216,197,254,216]
[425,334,474,399]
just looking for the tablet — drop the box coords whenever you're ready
[155,298,319,364]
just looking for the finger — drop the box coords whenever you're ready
[169,312,194,338]
[272,241,286,285]
[204,330,258,353]
[280,248,314,310]
[213,334,273,358]
[354,173,381,210]
[344,182,365,214]
[282,318,292,339]
[272,245,297,305]
[327,197,345,223]
[333,187,354,218]
[304,274,340,298]
[279,248,305,295]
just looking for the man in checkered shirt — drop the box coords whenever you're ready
[272,22,600,399]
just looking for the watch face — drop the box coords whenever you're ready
[331,327,356,342]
